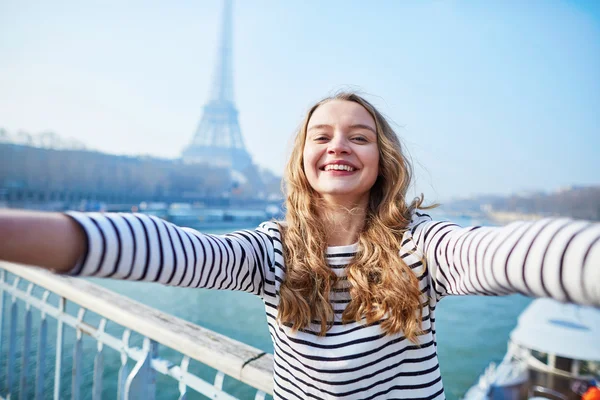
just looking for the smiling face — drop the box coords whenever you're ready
[303,100,380,206]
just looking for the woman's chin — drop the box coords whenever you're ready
[316,188,370,203]
[318,187,356,197]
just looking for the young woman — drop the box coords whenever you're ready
[0,92,598,400]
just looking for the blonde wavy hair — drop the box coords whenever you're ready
[279,92,428,342]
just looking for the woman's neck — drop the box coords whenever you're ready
[319,195,368,246]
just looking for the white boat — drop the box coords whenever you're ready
[462,298,600,400]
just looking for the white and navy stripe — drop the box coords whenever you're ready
[65,211,600,400]
[66,212,272,294]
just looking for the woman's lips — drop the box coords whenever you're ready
[321,168,358,176]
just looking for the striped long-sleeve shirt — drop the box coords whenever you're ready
[65,211,600,400]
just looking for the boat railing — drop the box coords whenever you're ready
[529,385,568,400]
[0,261,274,399]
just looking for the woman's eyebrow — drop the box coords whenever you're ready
[308,123,376,133]
[349,124,376,134]
[307,124,332,131]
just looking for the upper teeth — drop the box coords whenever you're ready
[325,164,355,171]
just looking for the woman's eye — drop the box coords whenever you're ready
[352,136,368,142]
[314,136,329,141]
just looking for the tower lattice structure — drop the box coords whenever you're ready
[182,0,253,173]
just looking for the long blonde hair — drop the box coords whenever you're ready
[279,92,427,342]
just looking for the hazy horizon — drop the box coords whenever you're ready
[1,1,599,202]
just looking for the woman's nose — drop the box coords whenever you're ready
[327,136,351,155]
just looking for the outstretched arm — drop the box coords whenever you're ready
[0,209,86,273]
[0,209,275,297]
[411,213,600,306]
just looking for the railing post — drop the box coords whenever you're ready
[71,307,86,400]
[214,371,225,391]
[6,277,20,395]
[54,296,66,400]
[92,319,107,400]
[19,283,35,399]
[124,337,158,400]
[254,391,266,400]
[35,291,50,400]
[177,356,190,400]
[117,330,131,400]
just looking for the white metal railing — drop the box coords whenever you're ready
[0,261,274,399]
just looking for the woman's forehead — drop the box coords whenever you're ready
[308,100,376,130]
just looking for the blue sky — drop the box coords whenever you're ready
[1,0,598,202]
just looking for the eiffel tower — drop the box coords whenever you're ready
[182,0,253,174]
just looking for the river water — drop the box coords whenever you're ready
[0,213,532,399]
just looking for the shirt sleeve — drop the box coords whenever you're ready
[410,212,600,306]
[64,211,275,298]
